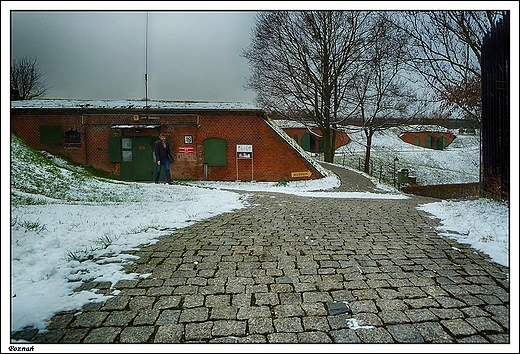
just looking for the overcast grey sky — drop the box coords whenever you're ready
[8,9,258,103]
[5,2,518,106]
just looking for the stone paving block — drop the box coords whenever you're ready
[133,309,160,325]
[430,308,464,320]
[349,300,377,314]
[254,292,279,306]
[46,313,74,330]
[466,316,504,333]
[128,296,155,310]
[70,311,108,328]
[184,321,213,341]
[302,291,333,303]
[138,278,164,288]
[351,312,383,327]
[441,319,478,336]
[352,289,379,301]
[248,317,274,334]
[329,328,362,343]
[237,334,268,343]
[302,316,330,332]
[387,324,425,343]
[210,305,238,320]
[146,286,174,296]
[30,329,64,343]
[379,310,410,325]
[60,328,89,343]
[486,333,509,343]
[355,327,394,343]
[211,320,247,337]
[405,308,438,322]
[435,296,467,308]
[101,295,130,310]
[119,326,154,343]
[458,335,489,343]
[267,332,298,343]
[297,331,332,343]
[178,307,209,323]
[155,309,180,325]
[237,305,271,319]
[460,294,486,306]
[182,294,204,308]
[404,297,440,309]
[414,321,453,343]
[205,294,231,307]
[274,304,305,317]
[301,302,328,316]
[273,317,303,332]
[461,305,491,318]
[279,292,302,304]
[103,310,137,326]
[83,327,121,343]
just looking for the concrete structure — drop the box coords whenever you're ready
[10,99,324,182]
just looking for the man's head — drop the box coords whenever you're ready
[159,133,166,141]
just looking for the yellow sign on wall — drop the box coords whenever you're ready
[291,171,312,178]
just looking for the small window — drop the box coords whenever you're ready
[414,137,420,146]
[64,129,82,147]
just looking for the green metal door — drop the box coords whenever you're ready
[119,137,155,181]
[301,133,311,151]
[425,135,432,149]
[132,137,155,181]
[436,136,446,150]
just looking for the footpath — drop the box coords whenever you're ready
[12,162,510,344]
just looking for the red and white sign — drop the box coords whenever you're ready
[178,146,194,154]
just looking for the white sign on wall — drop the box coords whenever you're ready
[236,144,254,181]
[236,144,253,159]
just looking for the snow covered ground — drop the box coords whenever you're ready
[5,130,514,341]
[335,125,480,186]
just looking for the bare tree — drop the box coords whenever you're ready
[11,56,47,100]
[350,12,426,174]
[398,11,505,122]
[242,11,373,162]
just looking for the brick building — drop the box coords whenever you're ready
[273,120,350,153]
[399,130,456,150]
[10,99,324,182]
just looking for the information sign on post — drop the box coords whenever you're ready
[236,145,253,181]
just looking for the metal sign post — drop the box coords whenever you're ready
[236,144,253,181]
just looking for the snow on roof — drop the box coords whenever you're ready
[272,119,309,128]
[10,99,263,111]
[399,124,455,133]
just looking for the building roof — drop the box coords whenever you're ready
[10,99,263,112]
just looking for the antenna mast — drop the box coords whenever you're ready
[145,11,149,118]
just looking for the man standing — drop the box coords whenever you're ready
[154,133,174,184]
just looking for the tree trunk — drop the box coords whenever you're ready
[322,129,336,163]
[364,133,372,174]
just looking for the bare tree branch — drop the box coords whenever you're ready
[11,56,47,100]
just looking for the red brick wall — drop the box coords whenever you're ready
[283,127,350,152]
[11,109,323,182]
[400,131,456,149]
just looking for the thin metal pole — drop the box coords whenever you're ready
[145,12,149,118]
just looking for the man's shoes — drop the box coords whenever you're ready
[168,182,174,185]
[154,181,159,184]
